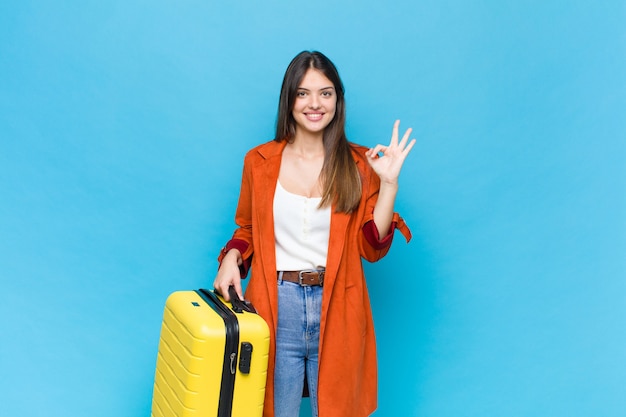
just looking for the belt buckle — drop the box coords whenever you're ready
[298,269,325,286]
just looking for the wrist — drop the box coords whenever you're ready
[225,249,242,265]
[379,180,399,193]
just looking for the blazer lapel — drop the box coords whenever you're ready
[250,141,285,330]
[320,155,364,338]
[323,155,362,297]
[323,207,350,293]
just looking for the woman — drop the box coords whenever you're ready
[214,51,414,417]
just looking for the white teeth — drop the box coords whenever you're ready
[307,113,323,120]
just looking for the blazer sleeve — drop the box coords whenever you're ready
[217,155,255,277]
[358,156,412,262]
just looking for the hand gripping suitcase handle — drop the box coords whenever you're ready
[227,286,258,314]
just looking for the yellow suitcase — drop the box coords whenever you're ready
[151,288,270,417]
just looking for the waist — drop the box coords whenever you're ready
[278,269,325,286]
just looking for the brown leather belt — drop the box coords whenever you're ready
[279,269,325,286]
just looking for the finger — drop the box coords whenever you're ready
[214,278,231,301]
[212,277,222,293]
[403,138,417,156]
[367,145,387,159]
[390,120,400,146]
[233,280,244,301]
[219,283,230,301]
[399,128,413,149]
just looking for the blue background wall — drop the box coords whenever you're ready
[1,1,625,416]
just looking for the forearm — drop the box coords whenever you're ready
[372,181,398,239]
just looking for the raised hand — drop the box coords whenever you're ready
[365,120,416,185]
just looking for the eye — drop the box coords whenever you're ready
[296,91,307,97]
[322,91,333,97]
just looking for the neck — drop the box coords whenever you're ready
[290,130,325,157]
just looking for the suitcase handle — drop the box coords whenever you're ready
[227,286,258,314]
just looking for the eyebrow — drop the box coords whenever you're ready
[297,86,335,91]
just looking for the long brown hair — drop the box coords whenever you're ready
[275,51,361,213]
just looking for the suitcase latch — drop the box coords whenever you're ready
[238,342,253,374]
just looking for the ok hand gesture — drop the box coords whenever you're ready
[365,120,416,185]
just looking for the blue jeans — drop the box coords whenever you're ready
[274,277,323,417]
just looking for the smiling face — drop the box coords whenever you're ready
[291,68,337,138]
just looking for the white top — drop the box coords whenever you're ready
[273,180,331,271]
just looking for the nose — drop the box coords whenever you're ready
[309,94,321,109]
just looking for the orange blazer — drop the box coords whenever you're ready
[219,139,411,417]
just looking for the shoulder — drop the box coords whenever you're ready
[349,142,370,163]
[349,142,378,192]
[349,142,374,175]
[349,141,369,155]
[243,140,286,164]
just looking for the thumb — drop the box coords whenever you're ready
[233,281,244,301]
